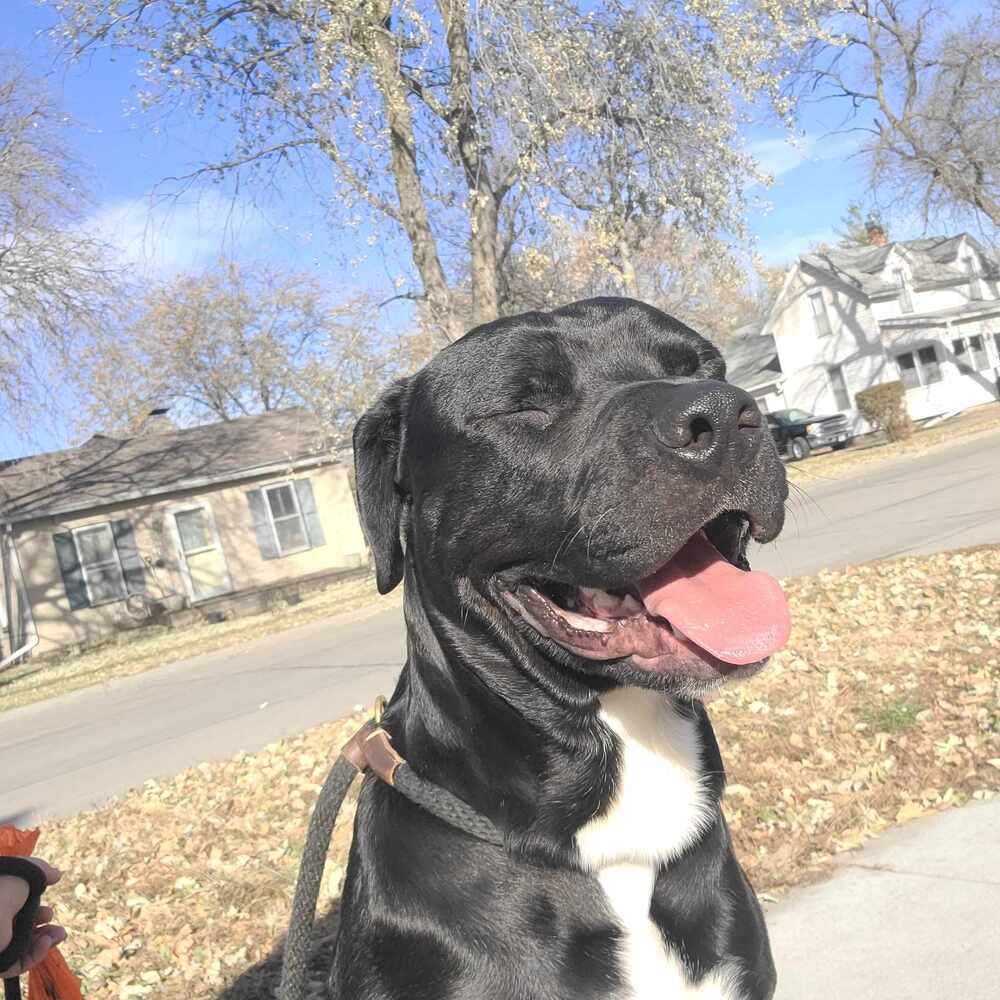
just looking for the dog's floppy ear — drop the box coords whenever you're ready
[353,377,409,594]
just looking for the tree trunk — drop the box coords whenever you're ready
[439,0,501,326]
[966,161,1000,228]
[366,13,461,343]
[470,192,500,324]
[616,235,640,297]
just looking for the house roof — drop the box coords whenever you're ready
[0,409,343,524]
[720,332,782,394]
[800,234,998,298]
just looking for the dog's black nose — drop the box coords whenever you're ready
[652,381,761,460]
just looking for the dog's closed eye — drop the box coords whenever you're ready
[482,407,552,428]
[470,404,553,429]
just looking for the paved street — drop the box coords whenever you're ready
[0,603,406,824]
[753,429,1000,579]
[2,430,999,824]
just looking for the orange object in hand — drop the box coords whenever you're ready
[0,827,82,1000]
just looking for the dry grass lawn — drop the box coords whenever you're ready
[31,546,1000,999]
[0,572,398,715]
[785,401,1000,485]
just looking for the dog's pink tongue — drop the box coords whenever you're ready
[637,532,791,666]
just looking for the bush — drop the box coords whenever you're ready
[855,380,914,441]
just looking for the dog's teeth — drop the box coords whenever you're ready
[618,594,643,616]
[581,586,642,619]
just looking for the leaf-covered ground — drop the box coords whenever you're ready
[35,547,999,999]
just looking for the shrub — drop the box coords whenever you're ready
[855,380,914,441]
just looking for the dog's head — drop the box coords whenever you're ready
[354,297,789,698]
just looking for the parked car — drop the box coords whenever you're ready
[765,408,853,461]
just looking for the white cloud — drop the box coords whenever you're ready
[758,226,838,265]
[749,137,812,178]
[748,131,864,179]
[87,190,271,278]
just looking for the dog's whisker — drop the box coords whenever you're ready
[786,480,833,529]
[551,522,586,570]
[586,506,616,565]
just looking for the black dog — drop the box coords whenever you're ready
[331,297,790,999]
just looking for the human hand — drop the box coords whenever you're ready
[0,858,66,978]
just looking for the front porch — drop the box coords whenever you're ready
[881,311,1000,421]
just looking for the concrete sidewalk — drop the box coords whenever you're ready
[766,800,1000,999]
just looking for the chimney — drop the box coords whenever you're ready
[865,214,888,247]
[133,407,175,436]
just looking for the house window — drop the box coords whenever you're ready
[828,365,851,410]
[265,483,309,555]
[896,351,919,390]
[969,335,989,370]
[953,337,973,375]
[809,290,832,337]
[918,345,941,383]
[964,256,983,300]
[73,524,127,604]
[246,478,327,560]
[895,346,942,388]
[953,334,990,375]
[175,507,215,554]
[53,520,147,610]
[893,268,914,313]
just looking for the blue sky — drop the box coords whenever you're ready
[3,1,916,455]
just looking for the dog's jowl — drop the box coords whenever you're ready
[332,297,790,999]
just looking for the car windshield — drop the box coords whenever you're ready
[773,409,815,423]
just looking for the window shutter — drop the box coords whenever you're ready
[53,532,90,610]
[112,519,147,594]
[293,478,326,549]
[246,488,280,559]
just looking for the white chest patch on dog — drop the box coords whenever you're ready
[577,687,713,869]
[576,688,743,999]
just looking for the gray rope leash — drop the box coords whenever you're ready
[277,715,502,1000]
[395,765,503,847]
[278,755,359,1000]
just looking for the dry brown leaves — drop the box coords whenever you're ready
[713,544,999,895]
[36,547,999,999]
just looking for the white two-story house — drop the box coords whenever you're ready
[757,231,1000,429]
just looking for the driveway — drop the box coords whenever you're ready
[3,431,999,823]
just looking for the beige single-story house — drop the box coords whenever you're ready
[0,409,370,661]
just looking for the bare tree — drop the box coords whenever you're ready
[0,53,119,426]
[71,261,402,442]
[803,1,1000,239]
[46,1,829,341]
[500,218,781,343]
